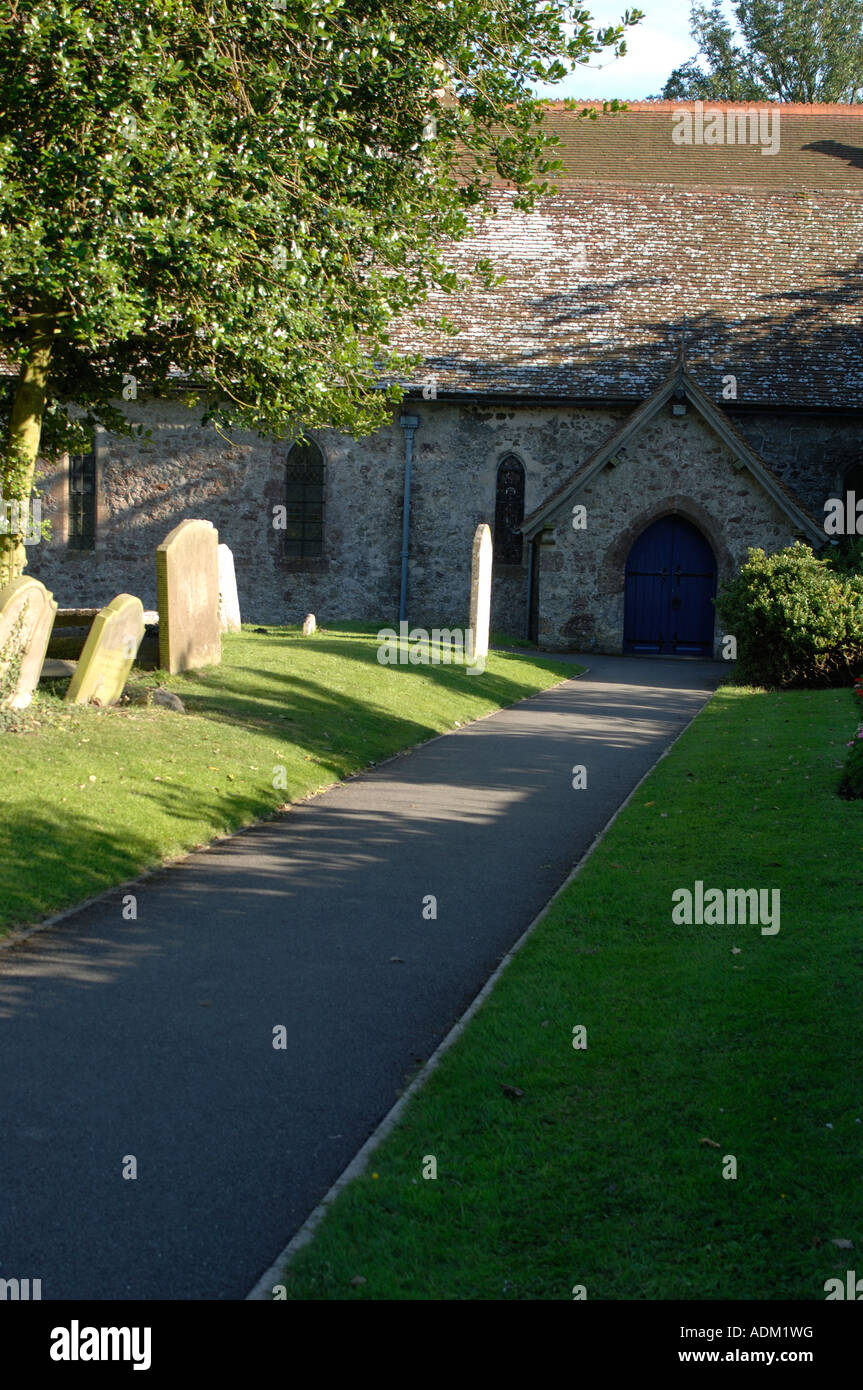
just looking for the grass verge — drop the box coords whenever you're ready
[273,685,862,1301]
[0,626,577,934]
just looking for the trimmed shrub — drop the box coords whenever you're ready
[714,543,863,688]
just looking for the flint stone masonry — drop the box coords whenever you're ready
[0,576,57,709]
[65,594,145,707]
[468,524,492,664]
[25,394,856,653]
[217,543,242,634]
[156,518,221,673]
[534,409,800,654]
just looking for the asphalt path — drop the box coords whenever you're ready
[0,653,722,1299]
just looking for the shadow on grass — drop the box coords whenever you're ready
[168,633,576,742]
[0,788,269,936]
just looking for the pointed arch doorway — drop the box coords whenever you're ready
[623,515,716,656]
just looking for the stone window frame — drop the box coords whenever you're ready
[280,435,328,571]
[67,448,98,551]
[49,427,107,557]
[493,451,527,569]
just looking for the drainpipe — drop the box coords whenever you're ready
[398,414,420,623]
[524,537,535,641]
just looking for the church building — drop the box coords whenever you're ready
[28,101,863,654]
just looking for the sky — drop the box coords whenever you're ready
[532,1,701,102]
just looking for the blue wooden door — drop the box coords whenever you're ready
[623,516,716,655]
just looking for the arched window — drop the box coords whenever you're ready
[494,455,525,564]
[284,440,325,558]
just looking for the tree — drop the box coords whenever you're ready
[0,0,642,583]
[661,0,863,103]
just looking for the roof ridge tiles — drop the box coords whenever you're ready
[541,100,863,115]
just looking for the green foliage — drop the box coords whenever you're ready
[714,542,863,687]
[661,0,863,102]
[0,0,642,461]
[824,535,863,578]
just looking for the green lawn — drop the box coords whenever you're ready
[0,626,576,934]
[273,685,863,1301]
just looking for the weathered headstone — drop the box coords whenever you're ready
[467,522,493,666]
[302,613,316,636]
[156,519,221,673]
[217,543,241,634]
[0,576,57,709]
[65,594,145,707]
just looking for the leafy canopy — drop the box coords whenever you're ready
[0,0,642,455]
[661,0,863,103]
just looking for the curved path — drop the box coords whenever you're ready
[0,654,721,1299]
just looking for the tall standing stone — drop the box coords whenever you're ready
[467,522,493,666]
[217,543,242,634]
[65,594,145,707]
[156,519,221,673]
[0,576,57,709]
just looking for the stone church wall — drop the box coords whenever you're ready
[26,393,858,647]
[536,410,804,654]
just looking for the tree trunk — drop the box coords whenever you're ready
[1,313,55,587]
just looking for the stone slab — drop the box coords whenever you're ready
[41,659,77,679]
[0,576,58,709]
[467,522,493,665]
[156,519,221,673]
[218,543,242,634]
[65,594,145,706]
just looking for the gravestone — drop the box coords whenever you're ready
[467,522,493,666]
[217,543,241,634]
[0,576,57,709]
[65,594,145,707]
[302,613,316,636]
[156,519,221,673]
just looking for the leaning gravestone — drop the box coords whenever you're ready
[467,522,493,666]
[65,594,145,707]
[156,519,221,673]
[0,576,57,709]
[217,543,242,634]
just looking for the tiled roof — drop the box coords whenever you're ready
[5,105,862,410]
[539,101,863,191]
[392,103,863,408]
